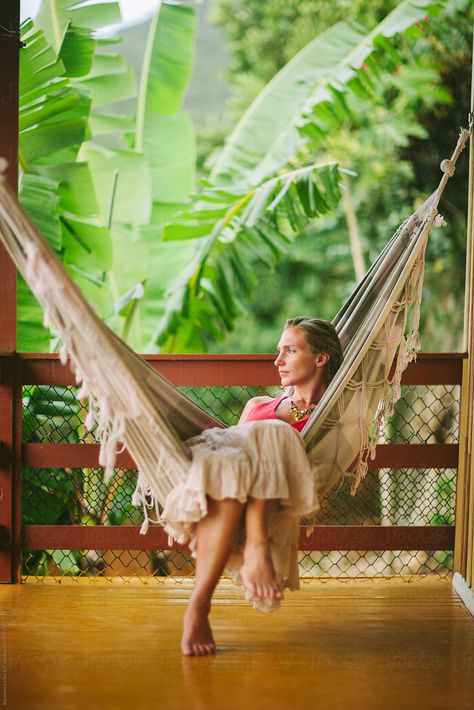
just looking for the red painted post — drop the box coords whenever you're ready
[0,0,20,584]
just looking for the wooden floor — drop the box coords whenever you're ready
[1,576,473,710]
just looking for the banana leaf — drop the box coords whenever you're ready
[210,0,445,186]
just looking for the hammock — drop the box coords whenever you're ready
[0,130,469,541]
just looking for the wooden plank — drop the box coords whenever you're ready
[22,524,188,551]
[454,357,472,576]
[2,578,473,709]
[22,442,459,469]
[0,357,22,583]
[0,0,19,351]
[0,0,20,585]
[458,47,474,587]
[299,524,454,551]
[22,523,454,551]
[12,358,22,583]
[18,352,465,386]
[23,443,135,468]
[0,0,20,191]
[369,443,459,468]
[389,353,465,385]
[0,357,14,582]
[19,353,282,386]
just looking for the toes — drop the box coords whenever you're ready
[245,579,257,597]
[182,639,215,657]
[271,585,283,599]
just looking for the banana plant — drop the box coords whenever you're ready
[151,0,446,351]
[155,162,344,351]
[18,0,446,356]
[80,1,197,348]
[17,6,126,349]
[210,0,445,186]
[19,1,198,350]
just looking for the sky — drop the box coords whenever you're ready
[20,0,159,28]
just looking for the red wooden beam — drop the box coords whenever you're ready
[0,357,15,580]
[369,443,459,469]
[389,352,465,385]
[0,0,19,197]
[0,0,20,584]
[22,524,454,552]
[298,524,454,551]
[0,0,19,347]
[22,442,459,470]
[19,353,282,386]
[12,357,23,582]
[23,525,189,552]
[18,352,465,387]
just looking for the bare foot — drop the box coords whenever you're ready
[181,600,216,656]
[240,542,283,600]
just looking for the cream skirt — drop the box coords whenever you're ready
[161,419,320,612]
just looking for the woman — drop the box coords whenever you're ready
[164,317,343,656]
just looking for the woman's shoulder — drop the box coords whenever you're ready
[247,395,276,407]
[238,395,281,424]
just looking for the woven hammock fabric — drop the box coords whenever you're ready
[0,129,469,546]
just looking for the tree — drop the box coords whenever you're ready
[155,0,448,352]
[210,0,471,353]
[18,0,196,351]
[19,0,450,357]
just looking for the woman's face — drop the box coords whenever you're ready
[274,327,326,387]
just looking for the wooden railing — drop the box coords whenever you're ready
[0,352,465,582]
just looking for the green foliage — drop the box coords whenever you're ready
[17,1,196,350]
[17,12,119,348]
[135,2,196,205]
[36,0,121,52]
[155,0,448,351]
[211,0,469,354]
[213,0,399,83]
[210,0,445,186]
[19,0,466,358]
[155,163,343,350]
[22,383,140,576]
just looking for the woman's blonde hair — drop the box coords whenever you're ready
[284,316,343,386]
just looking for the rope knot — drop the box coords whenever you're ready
[440,159,455,177]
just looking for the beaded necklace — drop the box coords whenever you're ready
[289,398,316,422]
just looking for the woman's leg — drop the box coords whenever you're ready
[182,496,245,656]
[239,498,283,600]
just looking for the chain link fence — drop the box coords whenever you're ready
[21,383,458,582]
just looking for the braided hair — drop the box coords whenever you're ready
[284,316,343,386]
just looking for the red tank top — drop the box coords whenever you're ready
[244,395,308,432]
